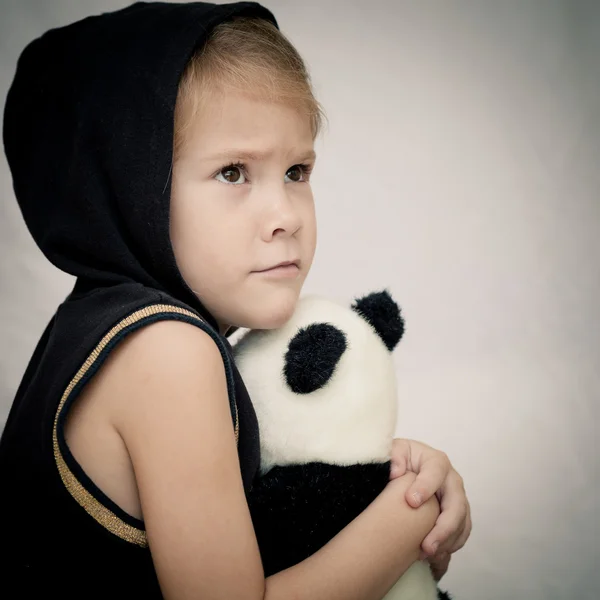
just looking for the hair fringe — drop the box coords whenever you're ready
[173,17,327,161]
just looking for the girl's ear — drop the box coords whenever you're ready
[350,289,405,351]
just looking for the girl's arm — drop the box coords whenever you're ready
[105,320,439,600]
[264,472,438,600]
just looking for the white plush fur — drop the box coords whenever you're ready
[233,294,440,600]
[233,295,399,474]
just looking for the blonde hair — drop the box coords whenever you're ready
[173,16,327,161]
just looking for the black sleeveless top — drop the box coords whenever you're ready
[0,2,279,597]
[0,283,260,597]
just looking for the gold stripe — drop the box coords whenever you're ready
[53,303,239,547]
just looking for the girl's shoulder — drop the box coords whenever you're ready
[64,318,227,522]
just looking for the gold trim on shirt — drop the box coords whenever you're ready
[52,303,239,547]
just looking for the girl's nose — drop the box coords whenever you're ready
[260,186,302,241]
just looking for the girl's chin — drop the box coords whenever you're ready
[246,308,296,330]
[234,293,299,330]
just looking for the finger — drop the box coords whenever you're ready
[405,453,451,507]
[444,495,471,554]
[422,506,466,556]
[421,528,461,559]
[448,505,472,554]
[429,553,451,582]
[421,479,468,555]
[389,462,405,480]
[389,438,409,480]
[428,496,471,558]
[389,458,407,480]
[402,438,438,472]
[418,470,468,557]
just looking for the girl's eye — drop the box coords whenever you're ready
[285,164,312,183]
[214,162,313,185]
[215,164,246,185]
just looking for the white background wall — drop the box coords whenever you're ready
[1,1,598,598]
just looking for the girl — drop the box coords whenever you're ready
[0,2,471,598]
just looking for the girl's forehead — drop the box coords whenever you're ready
[200,88,311,126]
[182,91,314,159]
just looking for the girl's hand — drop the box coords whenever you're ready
[425,551,451,582]
[389,438,472,560]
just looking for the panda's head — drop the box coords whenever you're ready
[233,290,405,474]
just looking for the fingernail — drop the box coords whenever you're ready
[412,491,423,505]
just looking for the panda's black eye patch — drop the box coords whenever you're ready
[284,323,347,394]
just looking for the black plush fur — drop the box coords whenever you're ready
[248,461,391,576]
[248,461,453,599]
[283,323,348,394]
[351,290,405,351]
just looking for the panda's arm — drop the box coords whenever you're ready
[248,461,391,576]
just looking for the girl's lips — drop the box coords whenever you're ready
[254,259,300,272]
[254,263,300,278]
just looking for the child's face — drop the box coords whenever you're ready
[170,88,317,333]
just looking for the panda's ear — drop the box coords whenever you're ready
[284,323,347,394]
[351,289,405,351]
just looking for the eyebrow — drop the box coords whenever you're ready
[203,148,317,163]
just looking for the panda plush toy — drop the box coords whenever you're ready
[233,290,453,600]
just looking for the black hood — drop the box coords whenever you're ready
[3,1,278,329]
[0,4,277,584]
